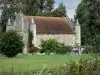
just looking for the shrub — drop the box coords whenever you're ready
[40,39,72,55]
[40,39,58,54]
[67,58,100,75]
[55,43,72,54]
[83,46,93,54]
[28,45,40,55]
[0,30,24,57]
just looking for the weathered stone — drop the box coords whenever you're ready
[6,13,81,54]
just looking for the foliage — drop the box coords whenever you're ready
[28,45,40,55]
[40,39,72,54]
[52,2,66,17]
[40,39,58,54]
[67,58,100,75]
[23,0,66,17]
[83,46,94,54]
[23,0,55,16]
[0,30,24,57]
[82,35,100,54]
[55,43,72,55]
[92,35,100,53]
[76,0,100,45]
[28,30,33,47]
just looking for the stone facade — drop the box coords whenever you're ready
[36,34,76,47]
[6,13,81,54]
[6,13,29,54]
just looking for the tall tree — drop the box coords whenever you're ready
[76,0,100,45]
[46,0,55,11]
[52,2,66,17]
[23,0,55,16]
[23,0,40,15]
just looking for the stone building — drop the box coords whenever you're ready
[6,13,81,54]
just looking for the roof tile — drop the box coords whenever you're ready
[25,16,74,34]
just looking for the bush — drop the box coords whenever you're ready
[40,39,72,54]
[55,43,72,54]
[28,45,40,55]
[0,30,24,57]
[40,39,58,54]
[83,46,94,54]
[67,58,100,75]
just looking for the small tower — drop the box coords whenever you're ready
[29,17,36,46]
[6,18,13,31]
[75,19,81,46]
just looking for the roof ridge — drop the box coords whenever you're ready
[25,16,65,19]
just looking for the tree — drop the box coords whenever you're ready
[0,0,23,32]
[23,0,55,16]
[28,30,33,47]
[23,0,40,16]
[76,0,100,45]
[92,35,100,53]
[52,2,66,17]
[0,30,24,57]
[46,0,55,11]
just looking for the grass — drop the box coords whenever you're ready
[0,54,98,72]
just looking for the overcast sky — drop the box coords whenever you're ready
[55,0,81,19]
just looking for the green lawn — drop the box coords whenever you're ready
[0,54,98,72]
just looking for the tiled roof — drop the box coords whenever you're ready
[25,16,75,34]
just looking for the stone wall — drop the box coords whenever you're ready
[19,32,28,54]
[35,34,76,47]
[6,13,29,54]
[75,25,81,46]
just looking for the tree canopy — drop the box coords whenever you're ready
[76,0,100,45]
[51,2,66,17]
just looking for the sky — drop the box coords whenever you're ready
[55,0,81,19]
